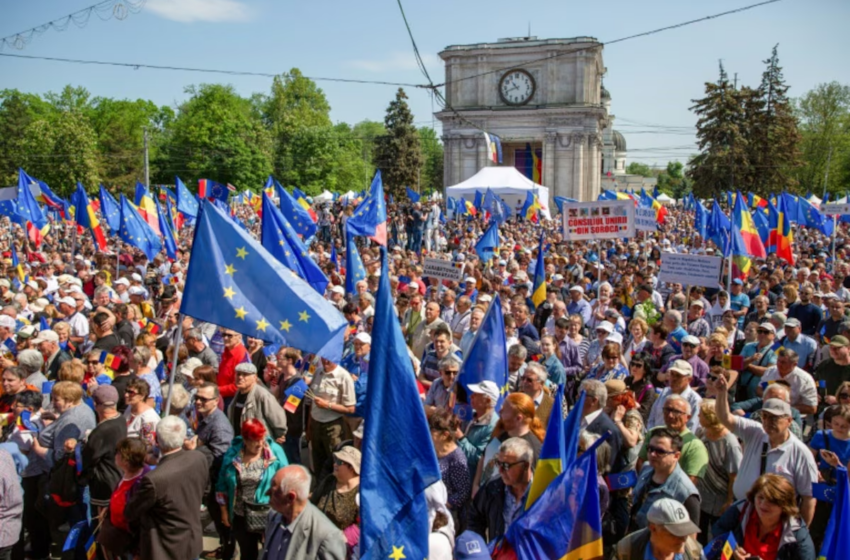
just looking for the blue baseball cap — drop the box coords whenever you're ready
[455,531,490,560]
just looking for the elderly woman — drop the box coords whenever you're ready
[624,317,650,364]
[52,321,73,354]
[123,377,160,447]
[311,446,361,552]
[217,419,288,560]
[99,437,150,558]
[712,474,815,560]
[624,353,658,424]
[16,348,46,392]
[539,335,566,387]
[585,322,613,371]
[424,355,461,417]
[696,399,742,540]
[0,366,39,413]
[245,336,267,378]
[567,313,591,364]
[588,342,629,383]
[429,410,471,530]
[456,381,499,483]
[132,345,162,411]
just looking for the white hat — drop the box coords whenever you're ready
[0,316,16,330]
[330,285,345,295]
[758,322,776,334]
[25,280,39,291]
[408,282,419,290]
[131,273,142,282]
[595,322,614,334]
[29,297,50,313]
[606,332,623,345]
[31,329,59,344]
[0,279,9,289]
[569,285,584,294]
[668,359,693,377]
[354,332,372,345]
[114,278,130,287]
[465,277,476,284]
[56,296,76,307]
[478,294,493,303]
[179,357,203,378]
[128,286,146,296]
[646,498,700,537]
[467,380,500,404]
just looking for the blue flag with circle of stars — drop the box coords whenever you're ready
[98,185,121,233]
[157,200,178,261]
[457,293,509,410]
[118,195,162,261]
[260,193,329,295]
[270,177,318,240]
[344,231,366,295]
[359,248,441,560]
[346,171,388,245]
[180,200,346,362]
[175,176,199,218]
[474,222,500,262]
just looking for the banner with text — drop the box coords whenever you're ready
[822,203,850,216]
[658,253,723,288]
[423,257,465,282]
[562,200,635,241]
[635,207,658,232]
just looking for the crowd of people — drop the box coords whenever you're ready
[0,192,848,560]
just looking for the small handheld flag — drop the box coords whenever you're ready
[283,379,309,413]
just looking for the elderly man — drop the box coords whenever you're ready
[731,381,805,439]
[738,322,779,400]
[0,315,16,357]
[544,300,568,337]
[815,335,850,398]
[507,344,528,390]
[468,437,536,544]
[629,428,701,533]
[184,327,219,369]
[57,295,89,348]
[457,381,500,478]
[580,379,623,471]
[450,295,473,344]
[261,465,346,560]
[712,375,818,525]
[125,416,211,560]
[113,277,131,303]
[16,348,46,394]
[744,294,771,326]
[424,355,461,417]
[460,306,485,357]
[217,329,249,401]
[308,358,356,481]
[228,362,287,442]
[411,301,446,359]
[520,362,553,426]
[759,347,817,416]
[781,317,818,370]
[647,360,702,432]
[513,303,539,342]
[31,330,70,379]
[663,310,688,354]
[661,335,709,388]
[419,324,459,389]
[638,395,709,482]
[616,499,703,560]
[567,286,592,326]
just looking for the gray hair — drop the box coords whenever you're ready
[93,285,111,297]
[664,394,692,415]
[525,362,548,383]
[764,383,790,402]
[776,347,799,364]
[278,465,312,502]
[183,328,203,342]
[508,344,528,360]
[438,355,461,371]
[665,310,682,326]
[17,349,44,375]
[579,431,611,475]
[133,345,151,367]
[162,383,189,414]
[499,436,534,464]
[581,379,607,407]
[156,415,187,453]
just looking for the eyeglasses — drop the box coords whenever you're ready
[496,459,528,471]
[663,407,687,417]
[647,445,676,456]
[681,342,697,348]
[86,361,100,366]
[221,334,236,339]
[443,370,459,376]
[630,362,644,368]
[124,390,138,397]
[333,458,351,468]
[757,330,772,335]
[193,395,215,403]
[839,393,850,400]
[520,376,537,383]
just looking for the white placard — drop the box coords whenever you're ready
[423,257,465,282]
[562,200,635,241]
[658,253,723,289]
[821,203,850,216]
[635,207,658,232]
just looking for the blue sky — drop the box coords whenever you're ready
[1,0,848,166]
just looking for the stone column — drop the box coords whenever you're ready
[451,134,463,185]
[543,132,557,205]
[571,132,586,201]
[441,135,453,192]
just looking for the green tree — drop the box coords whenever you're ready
[688,62,749,199]
[153,84,273,190]
[656,161,691,199]
[0,89,53,185]
[794,82,850,195]
[372,88,423,196]
[352,120,386,169]
[626,162,653,177]
[418,127,443,194]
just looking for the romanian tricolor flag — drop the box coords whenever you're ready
[750,193,768,209]
[292,188,318,222]
[10,244,26,284]
[73,183,107,251]
[532,149,542,184]
[483,132,503,164]
[283,378,309,413]
[640,189,668,223]
[531,236,547,307]
[134,183,161,235]
[463,199,477,216]
[732,190,766,258]
[773,194,794,265]
[99,352,122,370]
[521,190,542,222]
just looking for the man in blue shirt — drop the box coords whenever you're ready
[566,286,592,327]
[788,285,823,336]
[729,279,750,328]
[780,318,818,370]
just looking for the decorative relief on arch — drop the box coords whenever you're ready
[557,134,574,149]
[462,137,479,149]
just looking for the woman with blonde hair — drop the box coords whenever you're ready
[696,398,742,540]
[623,317,650,364]
[472,392,544,493]
[52,321,73,354]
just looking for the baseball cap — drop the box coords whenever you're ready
[829,335,850,348]
[681,335,700,346]
[646,498,701,537]
[56,296,76,307]
[689,300,704,308]
[131,273,142,282]
[0,316,16,330]
[128,286,146,296]
[606,332,623,345]
[16,325,37,340]
[569,285,584,294]
[333,446,362,474]
[330,285,345,295]
[467,380,500,404]
[455,531,490,560]
[732,278,743,285]
[354,332,372,345]
[758,322,776,334]
[762,398,792,417]
[91,385,119,407]
[784,318,801,328]
[668,359,693,377]
[408,282,419,290]
[114,278,130,287]
[31,329,59,344]
[595,322,614,334]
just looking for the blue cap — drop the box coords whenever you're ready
[732,278,743,285]
[455,531,490,560]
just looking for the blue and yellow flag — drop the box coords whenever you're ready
[458,294,509,414]
[272,178,318,240]
[360,248,441,560]
[175,176,199,218]
[818,467,849,560]
[521,190,542,222]
[774,194,794,265]
[157,200,178,261]
[98,185,121,233]
[474,223,500,262]
[531,235,546,307]
[348,172,388,246]
[405,186,421,203]
[118,195,162,261]
[344,229,366,295]
[507,434,605,560]
[75,183,107,251]
[180,200,346,361]
[10,244,26,284]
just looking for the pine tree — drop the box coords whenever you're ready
[688,62,749,200]
[372,88,423,196]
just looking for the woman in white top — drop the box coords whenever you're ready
[624,317,651,365]
[122,377,160,448]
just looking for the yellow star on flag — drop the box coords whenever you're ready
[235,306,248,319]
[279,319,292,332]
[223,287,236,299]
[225,263,237,276]
[236,247,249,259]
[298,311,310,323]
[256,318,269,331]
[388,546,406,560]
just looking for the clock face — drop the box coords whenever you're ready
[499,69,535,106]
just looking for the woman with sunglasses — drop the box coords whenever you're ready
[429,410,471,532]
[123,377,159,447]
[624,353,657,425]
[311,446,361,556]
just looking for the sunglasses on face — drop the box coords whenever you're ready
[663,407,687,417]
[647,445,676,456]
[124,390,138,397]
[86,361,100,366]
[221,334,236,339]
[194,395,215,403]
[681,342,697,348]
[443,370,459,377]
[496,459,527,471]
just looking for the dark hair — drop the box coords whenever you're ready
[116,437,148,470]
[241,418,267,441]
[197,381,220,399]
[342,303,359,315]
[432,323,452,340]
[92,312,110,328]
[649,427,683,452]
[651,323,670,339]
[192,365,217,384]
[114,303,129,319]
[127,377,151,399]
[110,346,133,374]
[555,317,570,330]
[428,410,461,442]
[14,390,42,412]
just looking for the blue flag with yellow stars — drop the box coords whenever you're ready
[272,178,318,240]
[457,293,509,411]
[98,185,121,233]
[118,195,162,261]
[360,248,441,560]
[260,193,329,295]
[474,222,500,262]
[346,171,387,245]
[175,176,199,218]
[157,200,178,261]
[180,200,346,362]
[344,232,366,295]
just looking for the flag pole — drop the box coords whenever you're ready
[163,314,184,416]
[832,215,837,275]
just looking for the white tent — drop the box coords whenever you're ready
[445,167,552,220]
[656,193,674,204]
[313,190,334,203]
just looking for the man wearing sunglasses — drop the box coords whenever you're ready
[660,335,709,388]
[217,329,249,403]
[647,360,702,433]
[738,322,779,400]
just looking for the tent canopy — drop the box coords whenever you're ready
[445,167,552,219]
[313,190,334,203]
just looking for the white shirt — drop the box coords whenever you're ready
[760,366,817,410]
[66,311,90,340]
[581,409,603,431]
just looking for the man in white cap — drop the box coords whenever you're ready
[739,322,779,399]
[457,380,500,477]
[567,285,592,326]
[113,277,131,303]
[328,285,345,310]
[647,360,702,432]
[31,329,71,379]
[57,295,89,348]
[661,335,709,388]
[616,498,703,560]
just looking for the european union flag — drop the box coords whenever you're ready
[347,171,388,245]
[483,188,507,224]
[752,205,771,246]
[707,199,731,256]
[473,190,483,211]
[405,186,421,203]
[474,222,500,262]
[554,196,577,214]
[118,195,162,261]
[344,231,366,294]
[360,248,441,560]
[272,178,318,240]
[819,466,849,560]
[12,169,50,243]
[330,244,339,272]
[605,470,638,491]
[98,185,121,233]
[180,200,346,362]
[694,200,708,240]
[157,201,178,260]
[175,176,199,218]
[458,294,508,410]
[261,194,329,295]
[506,435,605,560]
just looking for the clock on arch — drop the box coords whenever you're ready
[498,68,535,106]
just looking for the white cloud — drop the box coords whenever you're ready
[145,0,251,23]
[348,51,440,73]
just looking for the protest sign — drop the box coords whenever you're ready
[822,203,850,216]
[635,207,658,232]
[562,200,634,241]
[423,257,465,282]
[658,253,723,288]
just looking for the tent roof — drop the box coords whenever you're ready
[445,166,547,194]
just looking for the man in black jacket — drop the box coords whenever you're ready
[467,437,534,543]
[580,379,624,472]
[32,330,71,379]
[78,385,127,514]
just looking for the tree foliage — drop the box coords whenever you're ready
[372,88,423,196]
[626,162,653,177]
[418,127,443,194]
[794,82,850,195]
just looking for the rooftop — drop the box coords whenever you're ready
[441,36,601,54]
